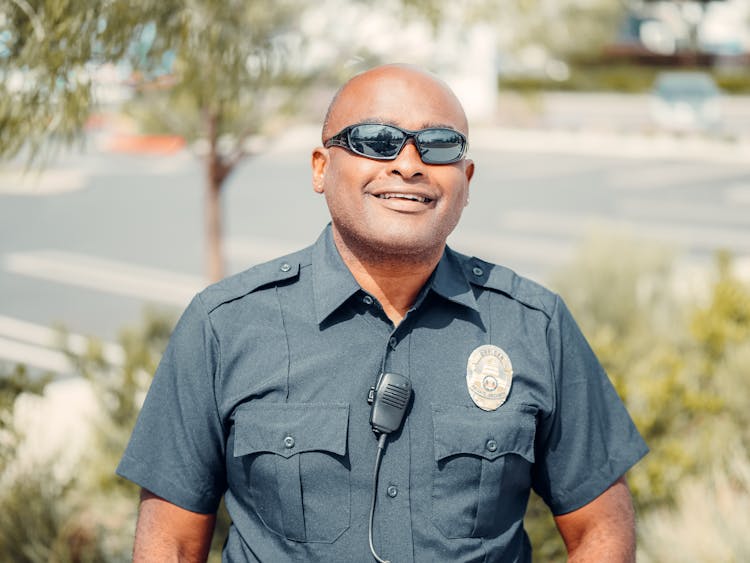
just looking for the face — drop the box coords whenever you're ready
[311,66,474,264]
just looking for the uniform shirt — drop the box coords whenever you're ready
[117,225,648,562]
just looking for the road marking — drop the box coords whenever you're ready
[725,184,750,206]
[449,230,573,267]
[0,169,88,195]
[618,199,750,226]
[226,236,306,265]
[3,251,203,305]
[0,314,124,366]
[606,163,748,191]
[0,336,73,373]
[503,210,750,253]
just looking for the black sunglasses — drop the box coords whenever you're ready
[324,123,468,164]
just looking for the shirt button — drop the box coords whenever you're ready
[283,436,295,449]
[280,262,291,272]
[389,337,397,349]
[386,486,398,498]
[472,266,484,277]
[363,295,374,305]
[486,439,498,452]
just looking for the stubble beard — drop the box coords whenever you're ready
[331,215,457,271]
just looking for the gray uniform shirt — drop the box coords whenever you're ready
[117,225,648,562]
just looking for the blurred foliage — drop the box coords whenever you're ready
[500,63,750,93]
[0,0,314,162]
[402,0,623,59]
[0,364,50,432]
[522,234,750,560]
[639,452,750,562]
[0,308,177,562]
[0,0,145,163]
[0,363,104,561]
[0,472,108,563]
[500,63,661,93]
[119,0,318,149]
[0,364,52,474]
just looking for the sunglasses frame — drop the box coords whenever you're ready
[324,123,468,165]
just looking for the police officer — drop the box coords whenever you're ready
[118,64,648,562]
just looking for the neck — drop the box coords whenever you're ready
[331,228,443,325]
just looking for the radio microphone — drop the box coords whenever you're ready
[368,372,412,435]
[367,373,413,563]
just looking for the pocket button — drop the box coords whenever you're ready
[485,439,498,453]
[284,435,295,449]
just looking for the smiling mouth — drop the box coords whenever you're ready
[375,193,433,203]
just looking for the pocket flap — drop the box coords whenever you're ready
[432,404,536,463]
[233,403,349,459]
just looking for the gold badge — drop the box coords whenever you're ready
[466,344,513,411]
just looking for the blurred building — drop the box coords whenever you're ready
[611,0,750,66]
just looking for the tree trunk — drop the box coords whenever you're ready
[205,111,228,283]
[205,170,224,283]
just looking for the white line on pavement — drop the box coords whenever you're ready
[0,315,124,366]
[502,210,750,253]
[0,336,72,373]
[0,169,88,195]
[3,251,204,306]
[449,230,573,267]
[225,237,306,265]
[617,199,750,226]
[725,184,750,206]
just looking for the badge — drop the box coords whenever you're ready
[466,344,513,411]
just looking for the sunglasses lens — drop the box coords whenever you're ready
[416,129,465,163]
[348,124,404,159]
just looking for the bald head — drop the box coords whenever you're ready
[322,64,469,142]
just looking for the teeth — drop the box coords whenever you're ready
[377,193,431,203]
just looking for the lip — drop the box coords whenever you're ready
[367,192,436,213]
[367,187,437,204]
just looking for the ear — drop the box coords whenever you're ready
[463,158,474,206]
[311,147,329,194]
[464,158,475,183]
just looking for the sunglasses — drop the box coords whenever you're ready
[324,123,468,164]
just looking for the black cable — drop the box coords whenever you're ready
[368,433,390,563]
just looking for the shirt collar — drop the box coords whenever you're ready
[312,225,362,325]
[312,224,479,325]
[429,246,480,313]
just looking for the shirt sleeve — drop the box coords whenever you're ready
[531,295,648,515]
[116,293,226,514]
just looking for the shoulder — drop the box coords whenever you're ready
[448,248,559,319]
[198,245,313,314]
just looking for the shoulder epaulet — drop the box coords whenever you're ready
[453,250,557,317]
[199,246,311,312]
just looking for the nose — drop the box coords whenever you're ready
[390,139,424,179]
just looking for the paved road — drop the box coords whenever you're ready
[1,126,749,374]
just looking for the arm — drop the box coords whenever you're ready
[553,477,636,563]
[133,488,217,563]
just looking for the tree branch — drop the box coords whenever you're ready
[10,0,45,41]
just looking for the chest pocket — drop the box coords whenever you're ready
[233,403,350,543]
[431,404,536,539]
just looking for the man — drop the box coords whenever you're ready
[118,64,648,562]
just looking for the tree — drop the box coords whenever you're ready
[1,0,312,281]
[398,0,625,63]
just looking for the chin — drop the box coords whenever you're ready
[364,230,446,261]
[332,215,456,264]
